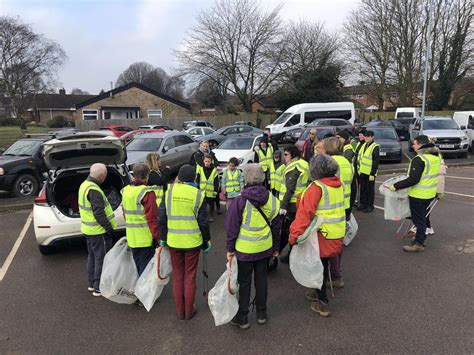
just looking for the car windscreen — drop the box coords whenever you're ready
[273,112,292,124]
[126,138,163,151]
[99,127,112,130]
[422,120,459,130]
[3,140,43,156]
[373,129,398,140]
[300,128,334,140]
[218,137,256,150]
[396,112,414,118]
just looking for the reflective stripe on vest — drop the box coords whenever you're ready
[333,155,354,209]
[148,184,164,206]
[343,144,355,163]
[256,145,274,172]
[270,163,285,194]
[408,154,441,199]
[78,180,117,236]
[224,168,242,193]
[358,142,380,175]
[165,183,204,249]
[196,165,218,198]
[279,159,309,203]
[122,185,155,248]
[235,194,280,254]
[312,180,346,240]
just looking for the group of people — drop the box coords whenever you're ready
[78,126,442,327]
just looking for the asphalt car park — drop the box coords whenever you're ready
[0,166,473,353]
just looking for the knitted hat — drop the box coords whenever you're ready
[178,165,196,182]
[260,134,269,144]
[365,130,375,137]
[337,130,351,141]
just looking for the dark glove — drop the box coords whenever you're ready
[106,230,116,239]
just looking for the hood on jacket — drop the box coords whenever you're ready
[273,150,283,169]
[317,176,342,188]
[417,145,440,156]
[241,184,269,207]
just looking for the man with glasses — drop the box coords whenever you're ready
[303,128,317,162]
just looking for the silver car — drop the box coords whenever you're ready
[126,132,199,173]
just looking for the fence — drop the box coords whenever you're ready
[75,113,277,131]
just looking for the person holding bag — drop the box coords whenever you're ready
[289,155,346,317]
[225,164,281,329]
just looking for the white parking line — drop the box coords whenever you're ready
[446,176,474,181]
[444,191,474,198]
[0,211,33,282]
[374,205,384,210]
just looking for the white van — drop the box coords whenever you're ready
[453,111,474,152]
[266,102,355,140]
[394,107,422,122]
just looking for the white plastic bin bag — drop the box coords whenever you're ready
[135,247,172,312]
[379,175,411,221]
[289,217,324,289]
[208,256,239,326]
[100,237,138,304]
[343,213,358,246]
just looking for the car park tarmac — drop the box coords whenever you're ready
[0,167,473,353]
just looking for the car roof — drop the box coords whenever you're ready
[101,125,129,128]
[223,133,262,138]
[421,116,453,120]
[133,131,187,139]
[304,125,337,130]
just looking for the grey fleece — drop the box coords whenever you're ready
[281,167,301,212]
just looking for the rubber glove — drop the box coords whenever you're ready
[203,241,212,254]
[388,185,397,192]
[369,175,375,182]
[227,251,235,261]
[279,209,287,216]
[159,240,167,248]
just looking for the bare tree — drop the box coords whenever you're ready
[344,0,395,110]
[116,62,184,99]
[70,88,90,95]
[176,0,284,112]
[0,16,66,128]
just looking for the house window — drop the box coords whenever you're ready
[390,92,399,99]
[83,109,98,120]
[148,110,162,118]
[356,94,365,99]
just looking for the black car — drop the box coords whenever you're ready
[366,127,403,163]
[364,119,409,141]
[281,127,304,143]
[195,125,263,149]
[0,138,50,196]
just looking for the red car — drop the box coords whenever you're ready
[99,125,134,137]
[295,126,338,153]
[120,129,165,145]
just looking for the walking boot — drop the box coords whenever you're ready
[403,243,425,252]
[230,315,250,329]
[310,301,331,317]
[305,289,319,301]
[331,277,345,288]
[256,310,267,325]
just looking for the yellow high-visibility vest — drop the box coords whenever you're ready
[279,159,309,203]
[358,142,380,175]
[332,155,354,209]
[256,145,274,172]
[224,168,242,193]
[196,165,218,198]
[270,162,285,195]
[408,154,441,199]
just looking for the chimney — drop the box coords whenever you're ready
[59,88,66,95]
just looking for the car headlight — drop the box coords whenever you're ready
[461,135,468,141]
[0,168,4,176]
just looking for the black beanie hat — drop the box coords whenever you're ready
[178,165,196,182]
[338,130,351,141]
[365,130,375,137]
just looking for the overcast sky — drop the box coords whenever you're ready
[0,0,358,95]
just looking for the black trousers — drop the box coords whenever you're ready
[316,257,330,304]
[132,247,154,276]
[204,197,216,217]
[237,258,269,316]
[409,197,433,245]
[349,177,357,212]
[279,211,296,253]
[86,234,113,291]
[359,173,375,209]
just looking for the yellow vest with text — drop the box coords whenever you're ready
[224,168,242,193]
[256,145,274,172]
[332,155,354,209]
[122,185,155,248]
[358,142,380,176]
[270,162,285,195]
[235,194,280,254]
[308,180,346,240]
[279,159,309,203]
[408,154,441,199]
[196,165,218,198]
[165,183,205,249]
[78,180,117,236]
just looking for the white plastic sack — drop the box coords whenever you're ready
[289,217,324,289]
[134,247,172,312]
[208,256,239,326]
[100,237,138,304]
[343,213,358,246]
[379,175,410,221]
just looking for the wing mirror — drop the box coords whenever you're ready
[460,125,466,130]
[162,146,168,154]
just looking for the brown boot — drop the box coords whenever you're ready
[305,289,318,301]
[403,243,425,252]
[331,277,344,288]
[310,301,331,317]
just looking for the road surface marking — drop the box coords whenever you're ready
[374,205,384,210]
[0,211,33,282]
[446,176,474,181]
[444,191,474,198]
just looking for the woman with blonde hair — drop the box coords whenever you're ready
[145,152,169,206]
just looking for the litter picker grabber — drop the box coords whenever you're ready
[202,252,209,299]
[327,261,335,298]
[395,197,439,238]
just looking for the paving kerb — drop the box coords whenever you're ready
[0,196,33,213]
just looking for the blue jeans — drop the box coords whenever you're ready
[409,197,433,245]
[86,234,113,291]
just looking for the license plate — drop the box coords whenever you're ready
[380,152,387,156]
[440,144,455,148]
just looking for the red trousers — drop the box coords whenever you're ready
[169,249,200,317]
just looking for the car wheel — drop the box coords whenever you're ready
[209,140,218,149]
[12,174,39,197]
[38,244,57,255]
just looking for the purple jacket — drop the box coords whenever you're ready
[225,185,282,262]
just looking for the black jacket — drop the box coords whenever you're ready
[86,176,114,234]
[190,149,217,168]
[281,163,301,212]
[147,169,169,193]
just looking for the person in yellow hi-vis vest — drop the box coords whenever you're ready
[269,150,285,198]
[387,135,441,253]
[159,165,211,320]
[254,136,274,188]
[145,152,169,207]
[78,163,117,297]
[221,157,244,210]
[225,164,281,329]
[337,130,357,212]
[196,154,219,222]
[122,163,160,276]
[357,130,379,213]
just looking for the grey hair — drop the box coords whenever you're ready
[309,154,339,180]
[243,163,265,185]
[133,163,151,180]
[90,163,107,180]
